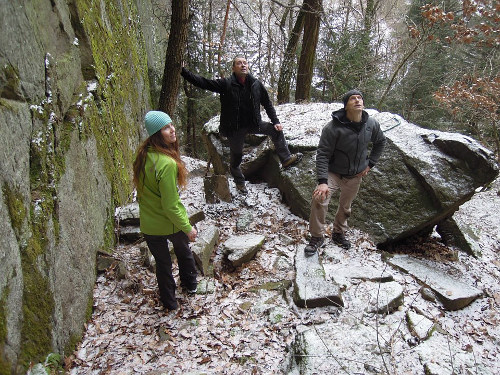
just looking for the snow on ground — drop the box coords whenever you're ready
[68,157,500,374]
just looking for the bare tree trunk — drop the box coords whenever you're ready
[218,0,231,76]
[295,0,322,103]
[158,0,190,115]
[185,91,197,157]
[277,4,306,104]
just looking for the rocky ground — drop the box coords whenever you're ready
[65,157,500,375]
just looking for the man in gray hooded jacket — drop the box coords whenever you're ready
[304,90,386,255]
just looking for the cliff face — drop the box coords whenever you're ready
[0,0,166,372]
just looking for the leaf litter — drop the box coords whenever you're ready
[68,157,500,374]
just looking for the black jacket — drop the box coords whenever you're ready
[181,67,279,136]
[316,108,386,183]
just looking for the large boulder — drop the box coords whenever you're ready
[202,103,498,246]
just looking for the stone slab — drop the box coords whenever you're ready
[294,246,343,308]
[223,234,265,267]
[385,254,482,310]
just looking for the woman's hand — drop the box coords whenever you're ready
[187,227,197,242]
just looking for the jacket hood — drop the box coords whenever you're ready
[331,108,369,124]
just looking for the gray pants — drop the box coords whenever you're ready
[228,122,291,184]
[309,172,362,236]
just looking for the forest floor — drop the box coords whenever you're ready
[66,158,500,375]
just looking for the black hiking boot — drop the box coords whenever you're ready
[304,236,324,256]
[282,153,303,169]
[236,183,248,195]
[332,232,351,249]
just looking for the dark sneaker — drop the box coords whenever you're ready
[304,236,324,256]
[236,183,248,195]
[332,232,351,249]
[282,153,303,169]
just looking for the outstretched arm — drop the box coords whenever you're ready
[181,67,227,94]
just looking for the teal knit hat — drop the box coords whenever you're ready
[144,111,172,136]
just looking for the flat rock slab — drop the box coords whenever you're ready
[118,225,142,242]
[415,332,493,375]
[223,234,265,267]
[115,202,140,225]
[294,246,343,308]
[366,281,404,314]
[288,320,395,374]
[385,254,482,310]
[407,310,435,340]
[327,265,394,285]
[191,225,219,276]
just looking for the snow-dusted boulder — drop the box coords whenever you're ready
[202,103,499,247]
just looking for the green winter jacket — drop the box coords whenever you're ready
[138,150,192,236]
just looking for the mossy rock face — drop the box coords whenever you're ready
[1,0,155,372]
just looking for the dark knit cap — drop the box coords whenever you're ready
[342,90,363,107]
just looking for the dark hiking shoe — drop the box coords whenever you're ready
[282,153,303,169]
[236,183,248,195]
[332,232,351,249]
[183,286,197,295]
[162,302,178,311]
[304,236,324,256]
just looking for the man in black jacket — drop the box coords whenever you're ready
[181,56,302,194]
[304,90,386,255]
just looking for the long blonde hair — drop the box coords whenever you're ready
[133,131,188,194]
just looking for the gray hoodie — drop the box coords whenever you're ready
[316,108,386,183]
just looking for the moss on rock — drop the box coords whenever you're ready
[0,290,9,375]
[75,0,149,207]
[18,198,56,368]
[3,0,152,371]
[2,184,27,242]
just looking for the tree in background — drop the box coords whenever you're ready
[175,0,295,157]
[295,0,322,102]
[158,0,190,115]
[314,0,387,105]
[428,0,500,159]
[277,3,305,104]
[152,0,498,161]
[379,0,460,127]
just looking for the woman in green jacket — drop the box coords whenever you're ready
[133,110,198,311]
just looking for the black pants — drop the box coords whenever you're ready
[143,231,197,310]
[228,122,292,184]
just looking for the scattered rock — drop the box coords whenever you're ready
[236,209,254,231]
[196,278,216,294]
[96,255,115,273]
[385,254,482,310]
[406,310,435,340]
[420,287,436,302]
[293,245,343,308]
[191,224,219,276]
[366,281,404,314]
[223,234,266,267]
[204,174,231,203]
